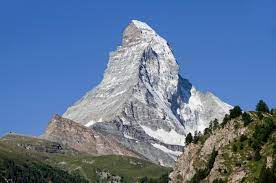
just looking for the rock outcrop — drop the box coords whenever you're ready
[42,114,141,158]
[60,20,232,166]
[170,111,276,182]
[170,118,247,182]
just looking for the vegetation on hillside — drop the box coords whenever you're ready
[0,135,171,183]
[184,100,276,182]
[190,147,218,183]
[1,99,274,183]
[0,141,87,183]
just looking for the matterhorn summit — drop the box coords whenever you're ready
[62,20,232,166]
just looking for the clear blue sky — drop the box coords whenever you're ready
[0,0,275,136]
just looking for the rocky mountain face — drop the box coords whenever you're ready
[60,20,232,166]
[170,119,247,182]
[43,114,140,158]
[170,112,276,182]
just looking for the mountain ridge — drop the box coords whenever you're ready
[60,20,232,166]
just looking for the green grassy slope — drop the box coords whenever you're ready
[0,141,88,183]
[0,134,171,183]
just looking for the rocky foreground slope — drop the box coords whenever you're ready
[170,110,276,183]
[60,20,232,166]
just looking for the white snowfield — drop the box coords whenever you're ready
[151,143,183,157]
[62,20,232,166]
[141,125,186,146]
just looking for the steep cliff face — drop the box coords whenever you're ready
[170,112,276,182]
[61,20,232,166]
[42,114,141,158]
[170,119,247,182]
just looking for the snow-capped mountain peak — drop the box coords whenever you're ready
[62,20,232,166]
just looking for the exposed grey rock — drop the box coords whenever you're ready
[266,156,273,168]
[169,119,248,182]
[227,167,248,183]
[42,114,141,158]
[169,143,200,182]
[62,20,232,166]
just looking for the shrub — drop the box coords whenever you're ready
[254,150,261,161]
[213,119,219,130]
[248,138,253,146]
[272,158,276,174]
[240,134,248,142]
[204,128,211,135]
[190,168,209,183]
[234,122,239,129]
[272,143,276,155]
[229,106,242,119]
[157,173,170,183]
[193,131,201,144]
[250,117,275,151]
[258,112,264,120]
[139,177,149,183]
[239,143,244,150]
[232,144,238,152]
[207,147,218,170]
[242,112,252,126]
[209,120,213,130]
[185,133,193,145]
[190,147,218,182]
[212,178,224,183]
[221,114,230,127]
[258,164,276,183]
[271,109,276,116]
[139,175,170,183]
[256,100,270,113]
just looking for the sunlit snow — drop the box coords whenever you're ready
[141,125,186,146]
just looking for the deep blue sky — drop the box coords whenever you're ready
[0,0,275,136]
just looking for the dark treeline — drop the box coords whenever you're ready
[0,158,88,183]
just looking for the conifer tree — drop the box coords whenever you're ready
[256,100,269,113]
[185,133,193,145]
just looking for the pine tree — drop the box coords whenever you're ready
[256,100,269,113]
[193,131,200,144]
[204,128,211,135]
[207,147,218,170]
[185,133,193,145]
[213,119,219,130]
[209,120,213,131]
[221,114,230,127]
[229,106,242,119]
[242,112,252,126]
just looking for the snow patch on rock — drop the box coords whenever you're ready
[85,120,96,127]
[62,20,232,166]
[141,125,186,146]
[152,143,183,157]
